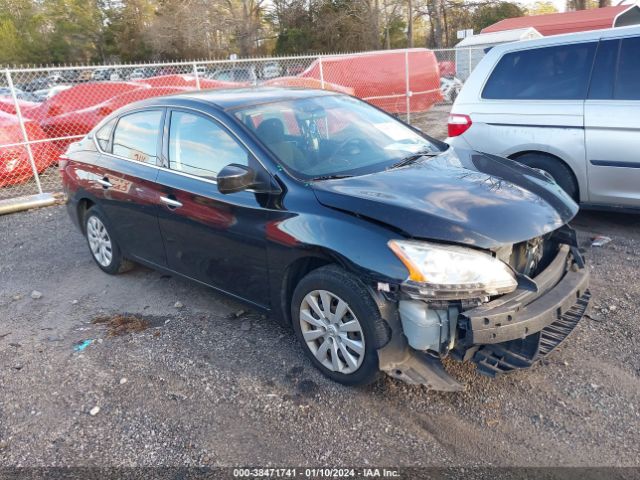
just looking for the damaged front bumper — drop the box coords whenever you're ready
[377,237,590,391]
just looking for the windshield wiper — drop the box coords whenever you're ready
[312,174,354,181]
[387,150,438,170]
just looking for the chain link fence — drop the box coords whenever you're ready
[0,47,484,202]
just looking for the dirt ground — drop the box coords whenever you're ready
[0,201,639,468]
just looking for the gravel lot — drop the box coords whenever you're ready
[1,203,639,468]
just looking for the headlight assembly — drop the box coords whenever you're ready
[388,240,518,300]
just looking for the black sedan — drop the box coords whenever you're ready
[60,88,590,390]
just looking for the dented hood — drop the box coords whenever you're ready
[312,148,578,249]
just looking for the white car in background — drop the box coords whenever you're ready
[447,25,640,209]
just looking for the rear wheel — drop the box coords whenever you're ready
[291,265,386,386]
[84,207,133,274]
[512,152,579,201]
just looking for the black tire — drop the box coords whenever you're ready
[84,206,134,275]
[512,152,579,201]
[291,265,386,386]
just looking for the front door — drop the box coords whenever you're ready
[585,36,640,207]
[156,109,271,307]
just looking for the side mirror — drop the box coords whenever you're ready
[217,164,256,194]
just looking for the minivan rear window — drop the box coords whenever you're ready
[482,42,597,100]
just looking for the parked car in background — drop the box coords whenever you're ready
[31,84,73,102]
[60,88,589,390]
[93,69,122,81]
[440,76,463,103]
[447,25,640,209]
[261,61,281,79]
[0,111,60,186]
[209,67,257,83]
[19,76,56,93]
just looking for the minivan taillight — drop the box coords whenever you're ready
[448,114,472,137]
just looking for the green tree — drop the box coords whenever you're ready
[472,1,525,32]
[527,0,558,15]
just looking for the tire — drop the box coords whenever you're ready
[84,206,134,275]
[512,152,579,201]
[291,265,386,386]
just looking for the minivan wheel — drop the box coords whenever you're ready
[84,207,133,274]
[513,152,579,201]
[291,265,385,386]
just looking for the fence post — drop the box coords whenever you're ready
[5,69,43,195]
[405,50,411,124]
[192,62,201,90]
[318,56,325,89]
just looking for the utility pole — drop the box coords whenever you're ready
[407,0,413,48]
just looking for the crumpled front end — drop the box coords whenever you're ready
[377,225,590,390]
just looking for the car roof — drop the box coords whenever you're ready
[123,87,337,112]
[489,23,640,55]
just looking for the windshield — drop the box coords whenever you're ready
[233,95,441,180]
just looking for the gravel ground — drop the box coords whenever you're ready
[0,203,639,468]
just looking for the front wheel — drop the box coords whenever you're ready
[291,265,387,386]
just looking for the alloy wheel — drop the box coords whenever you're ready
[87,216,113,267]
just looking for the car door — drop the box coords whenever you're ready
[585,36,640,207]
[156,108,271,307]
[94,109,168,267]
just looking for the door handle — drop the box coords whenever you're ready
[160,195,183,209]
[97,177,112,189]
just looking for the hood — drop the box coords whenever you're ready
[312,148,578,249]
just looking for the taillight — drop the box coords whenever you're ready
[448,114,472,137]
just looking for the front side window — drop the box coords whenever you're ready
[483,42,597,100]
[615,37,640,100]
[112,110,162,163]
[234,94,441,180]
[168,111,249,179]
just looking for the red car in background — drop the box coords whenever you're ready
[26,82,144,124]
[0,111,59,187]
[301,48,442,113]
[39,86,190,149]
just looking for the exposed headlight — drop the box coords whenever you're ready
[388,240,518,299]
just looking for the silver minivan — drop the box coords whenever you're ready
[447,25,640,209]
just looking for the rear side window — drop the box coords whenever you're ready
[95,118,116,152]
[615,37,640,100]
[112,110,163,164]
[483,42,597,100]
[168,111,249,179]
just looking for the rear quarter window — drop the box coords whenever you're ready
[615,37,640,100]
[482,42,597,100]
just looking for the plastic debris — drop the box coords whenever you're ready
[30,290,42,299]
[591,235,611,247]
[119,378,128,385]
[89,406,100,416]
[174,301,184,308]
[73,339,94,352]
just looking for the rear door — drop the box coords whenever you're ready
[585,36,640,207]
[155,108,271,307]
[95,109,168,266]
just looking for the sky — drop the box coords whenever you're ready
[517,0,635,14]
